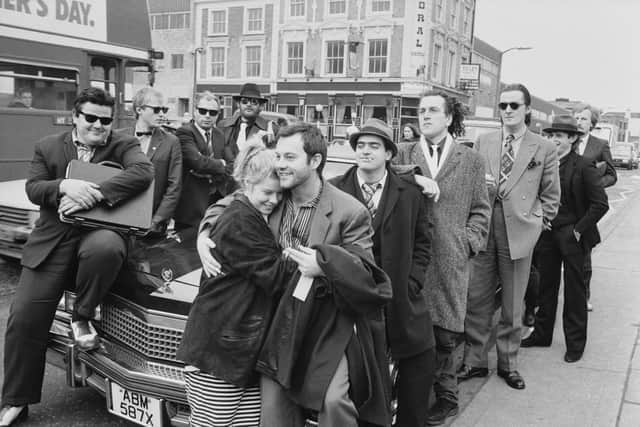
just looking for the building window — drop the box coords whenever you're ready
[448,50,456,86]
[246,46,262,77]
[328,0,346,14]
[210,47,225,77]
[170,54,184,69]
[246,8,263,33]
[463,6,471,35]
[325,41,345,74]
[151,14,169,30]
[371,0,391,12]
[431,43,442,80]
[211,10,226,34]
[151,12,190,30]
[450,0,459,29]
[290,0,305,17]
[287,42,304,75]
[434,0,443,22]
[368,39,388,74]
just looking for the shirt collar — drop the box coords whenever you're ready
[72,129,96,150]
[424,135,447,147]
[287,181,324,209]
[355,168,388,190]
[194,122,211,138]
[502,126,526,142]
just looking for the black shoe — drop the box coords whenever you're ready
[520,333,551,348]
[425,399,458,426]
[457,364,489,382]
[0,405,28,426]
[564,352,583,363]
[497,370,525,390]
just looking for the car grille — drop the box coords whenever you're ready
[100,303,184,362]
[0,206,30,227]
[101,340,185,383]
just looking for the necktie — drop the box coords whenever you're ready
[236,122,248,151]
[136,131,152,137]
[204,130,211,155]
[499,134,515,196]
[75,141,94,163]
[428,144,443,165]
[361,182,382,217]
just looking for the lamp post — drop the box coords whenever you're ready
[494,46,532,117]
[191,47,203,114]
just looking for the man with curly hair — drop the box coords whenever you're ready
[393,91,491,426]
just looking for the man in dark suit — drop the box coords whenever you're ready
[174,91,229,230]
[117,87,182,235]
[0,87,153,426]
[521,115,608,363]
[330,118,436,427]
[574,104,616,310]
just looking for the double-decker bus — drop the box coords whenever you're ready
[0,0,154,258]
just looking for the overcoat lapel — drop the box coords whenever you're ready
[148,129,165,160]
[503,131,539,196]
[189,123,208,154]
[435,143,463,180]
[308,188,331,245]
[409,143,433,179]
[63,132,77,163]
[377,175,400,232]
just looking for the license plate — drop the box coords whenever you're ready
[108,382,163,427]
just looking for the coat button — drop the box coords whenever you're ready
[522,196,526,199]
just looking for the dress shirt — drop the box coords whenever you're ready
[501,126,526,158]
[72,129,96,162]
[134,126,152,155]
[356,169,388,214]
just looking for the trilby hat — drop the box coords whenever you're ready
[349,118,397,156]
[233,83,268,103]
[543,114,584,135]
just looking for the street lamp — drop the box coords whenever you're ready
[191,47,203,114]
[494,46,532,116]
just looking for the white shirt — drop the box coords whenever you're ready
[420,133,453,178]
[134,126,152,155]
[577,134,589,155]
[194,122,211,146]
[501,126,526,159]
[356,169,388,213]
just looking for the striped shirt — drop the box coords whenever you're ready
[278,184,323,250]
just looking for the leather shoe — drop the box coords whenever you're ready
[564,352,583,363]
[425,399,458,426]
[70,320,99,350]
[0,405,28,426]
[457,364,489,382]
[520,333,551,348]
[497,369,525,390]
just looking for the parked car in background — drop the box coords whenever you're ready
[611,142,639,170]
[458,118,502,147]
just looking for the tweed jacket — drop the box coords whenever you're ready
[394,138,491,332]
[581,134,617,188]
[476,129,560,260]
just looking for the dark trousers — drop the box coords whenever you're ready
[433,327,462,406]
[584,249,592,300]
[395,347,436,427]
[2,229,126,406]
[534,226,588,356]
[524,259,540,314]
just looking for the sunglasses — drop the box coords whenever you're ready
[197,108,219,116]
[78,111,113,125]
[240,97,261,106]
[144,105,169,114]
[498,102,524,111]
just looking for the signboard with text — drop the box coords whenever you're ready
[459,63,481,90]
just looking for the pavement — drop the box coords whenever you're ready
[448,174,640,427]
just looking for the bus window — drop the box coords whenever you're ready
[90,57,118,98]
[0,60,77,110]
[123,61,152,114]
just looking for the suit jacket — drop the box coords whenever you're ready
[581,134,617,188]
[562,151,609,249]
[22,131,154,269]
[393,138,491,332]
[330,166,435,359]
[218,112,279,155]
[476,129,560,260]
[116,127,182,226]
[174,122,230,228]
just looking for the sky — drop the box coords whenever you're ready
[474,0,639,112]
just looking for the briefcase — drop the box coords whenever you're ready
[60,160,154,236]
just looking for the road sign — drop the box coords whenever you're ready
[459,63,480,90]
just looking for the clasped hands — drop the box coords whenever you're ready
[58,179,104,215]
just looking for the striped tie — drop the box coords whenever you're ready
[499,134,515,196]
[362,182,382,217]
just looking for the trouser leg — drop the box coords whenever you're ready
[583,249,592,300]
[433,327,462,405]
[533,231,562,343]
[524,260,540,314]
[318,354,358,427]
[73,229,126,321]
[395,347,436,427]
[259,376,304,427]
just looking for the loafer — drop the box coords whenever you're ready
[521,333,551,348]
[0,405,28,426]
[425,399,458,426]
[457,364,489,382]
[564,352,583,363]
[70,320,99,350]
[497,369,525,390]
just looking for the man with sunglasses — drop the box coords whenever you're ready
[219,83,279,154]
[174,91,230,231]
[116,87,182,236]
[0,87,153,426]
[459,83,560,390]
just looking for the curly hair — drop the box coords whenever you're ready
[402,123,421,141]
[420,91,468,138]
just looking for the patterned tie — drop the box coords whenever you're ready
[236,122,248,151]
[499,134,515,196]
[362,182,382,217]
[205,130,211,155]
[75,142,94,163]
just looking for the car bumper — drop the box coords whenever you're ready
[47,315,190,427]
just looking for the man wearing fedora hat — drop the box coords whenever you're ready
[218,83,279,155]
[330,118,436,427]
[521,115,608,363]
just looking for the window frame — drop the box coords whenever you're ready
[170,54,184,69]
[370,0,392,14]
[431,42,442,81]
[285,41,305,76]
[209,9,227,35]
[449,0,459,29]
[208,45,227,78]
[243,44,263,78]
[364,38,389,76]
[323,40,347,77]
[447,49,457,87]
[288,0,306,19]
[327,0,347,17]
[245,7,264,34]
